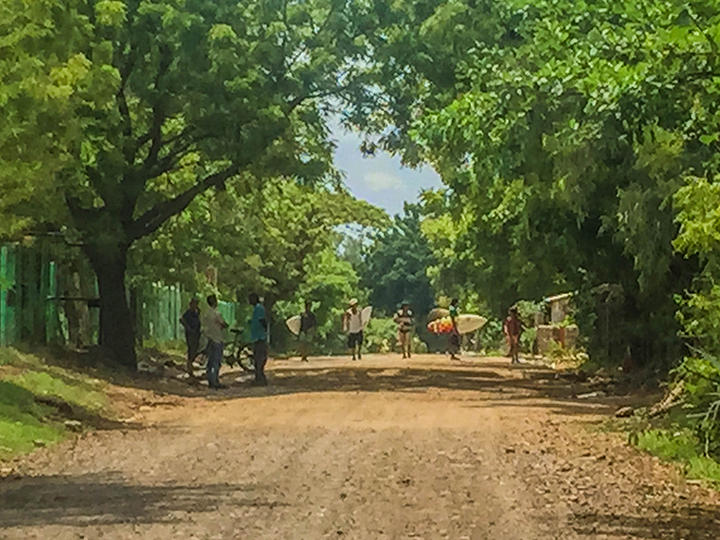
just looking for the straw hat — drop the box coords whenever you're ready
[349,298,358,307]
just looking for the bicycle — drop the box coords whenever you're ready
[224,329,255,373]
[195,329,255,373]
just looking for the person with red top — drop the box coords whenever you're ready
[503,306,523,364]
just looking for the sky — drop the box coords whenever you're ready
[332,127,443,217]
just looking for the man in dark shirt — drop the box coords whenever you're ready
[299,301,317,362]
[179,297,201,377]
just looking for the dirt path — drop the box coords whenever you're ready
[1,355,719,539]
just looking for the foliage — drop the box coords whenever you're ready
[0,0,443,367]
[130,179,385,301]
[272,246,365,353]
[409,0,720,370]
[479,318,504,352]
[361,203,437,319]
[633,428,720,486]
[362,317,397,354]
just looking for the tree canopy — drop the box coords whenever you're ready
[0,0,451,367]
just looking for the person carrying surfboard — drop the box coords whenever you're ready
[394,301,414,359]
[299,300,317,362]
[448,298,461,360]
[504,306,523,364]
[343,298,364,361]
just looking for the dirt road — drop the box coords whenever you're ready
[1,355,719,539]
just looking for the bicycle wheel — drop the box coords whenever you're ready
[223,350,238,368]
[238,348,255,372]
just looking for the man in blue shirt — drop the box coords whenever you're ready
[248,292,268,386]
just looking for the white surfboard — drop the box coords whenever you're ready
[286,315,302,336]
[361,306,372,328]
[456,314,487,335]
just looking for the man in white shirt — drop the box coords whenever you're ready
[201,294,228,389]
[343,298,364,361]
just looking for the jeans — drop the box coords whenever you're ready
[206,340,224,387]
[253,340,268,384]
[186,332,200,373]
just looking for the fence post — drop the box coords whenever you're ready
[46,261,59,344]
[1,245,7,347]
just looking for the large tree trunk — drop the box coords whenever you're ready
[85,245,137,370]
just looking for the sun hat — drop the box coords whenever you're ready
[349,298,358,306]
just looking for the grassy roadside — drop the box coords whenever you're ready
[633,427,720,485]
[0,348,112,460]
[603,410,720,488]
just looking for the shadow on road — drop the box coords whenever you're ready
[0,473,281,528]
[571,507,720,539]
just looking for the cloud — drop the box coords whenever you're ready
[364,171,403,192]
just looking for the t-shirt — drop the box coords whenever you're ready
[202,307,226,344]
[504,316,522,337]
[449,305,459,331]
[251,303,267,343]
[300,312,317,333]
[346,309,363,334]
[394,309,413,332]
[181,309,201,336]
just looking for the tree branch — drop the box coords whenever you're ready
[128,165,241,241]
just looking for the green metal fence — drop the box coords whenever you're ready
[0,242,237,348]
[0,243,59,347]
[135,284,239,344]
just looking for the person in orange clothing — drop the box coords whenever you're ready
[503,306,523,364]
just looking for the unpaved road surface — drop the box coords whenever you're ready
[1,355,719,539]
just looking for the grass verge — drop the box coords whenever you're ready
[631,427,720,486]
[0,348,111,460]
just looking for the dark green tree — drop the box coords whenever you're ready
[362,204,437,319]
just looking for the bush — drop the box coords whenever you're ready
[363,317,397,353]
[675,355,720,458]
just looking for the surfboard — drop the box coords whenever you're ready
[456,314,487,334]
[361,306,372,328]
[286,315,302,336]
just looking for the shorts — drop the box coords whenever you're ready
[348,331,363,349]
[299,327,315,344]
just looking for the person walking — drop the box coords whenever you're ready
[504,306,523,364]
[299,300,317,362]
[393,301,414,359]
[179,297,201,377]
[249,292,268,386]
[448,298,461,361]
[343,298,364,361]
[201,295,228,389]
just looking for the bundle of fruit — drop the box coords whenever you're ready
[427,316,454,334]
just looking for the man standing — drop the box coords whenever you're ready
[504,306,523,364]
[393,301,414,359]
[448,298,461,361]
[201,295,228,389]
[343,298,364,361]
[299,300,317,362]
[179,297,201,377]
[249,292,268,386]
